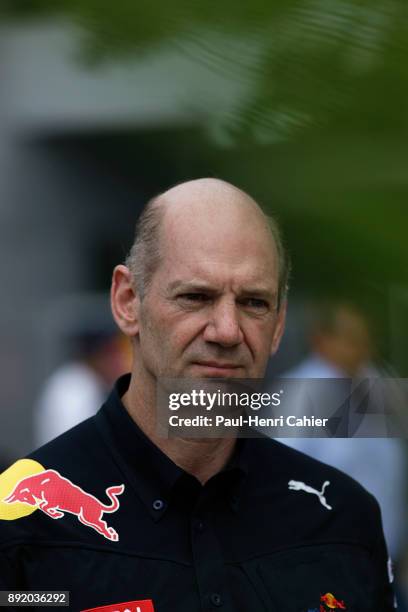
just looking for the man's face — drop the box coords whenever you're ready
[135,200,285,380]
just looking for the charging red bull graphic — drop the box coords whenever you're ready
[320,592,347,610]
[3,468,124,541]
[81,599,155,612]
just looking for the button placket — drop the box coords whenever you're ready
[210,592,223,607]
[152,499,165,511]
[190,508,231,611]
[195,518,205,533]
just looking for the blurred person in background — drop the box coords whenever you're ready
[34,328,130,446]
[281,300,407,607]
[286,302,375,379]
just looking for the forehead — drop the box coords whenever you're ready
[156,199,279,290]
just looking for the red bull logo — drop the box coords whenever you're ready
[2,463,124,542]
[81,599,155,612]
[320,592,347,610]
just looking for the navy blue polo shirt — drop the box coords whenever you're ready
[0,375,395,611]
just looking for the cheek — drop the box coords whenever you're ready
[168,314,209,355]
[141,304,201,354]
[243,319,275,353]
[140,302,168,339]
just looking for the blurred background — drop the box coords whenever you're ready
[0,0,407,601]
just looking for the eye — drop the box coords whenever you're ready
[182,293,209,301]
[239,298,269,314]
[177,293,211,307]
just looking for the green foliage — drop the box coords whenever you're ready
[2,0,407,365]
[3,0,408,142]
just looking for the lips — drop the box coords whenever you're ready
[195,361,240,369]
[192,361,243,377]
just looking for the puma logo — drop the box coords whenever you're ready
[288,479,332,510]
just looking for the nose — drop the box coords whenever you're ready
[203,298,244,347]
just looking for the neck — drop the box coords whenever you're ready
[123,372,236,484]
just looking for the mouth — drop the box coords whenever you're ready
[192,362,243,376]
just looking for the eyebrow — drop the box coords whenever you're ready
[168,280,212,292]
[167,280,277,301]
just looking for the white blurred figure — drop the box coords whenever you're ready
[34,330,130,447]
[280,302,407,564]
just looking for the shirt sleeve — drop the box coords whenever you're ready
[369,494,397,610]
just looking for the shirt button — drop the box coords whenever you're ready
[152,499,165,511]
[195,519,205,532]
[210,593,223,607]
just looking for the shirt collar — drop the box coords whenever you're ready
[95,374,249,520]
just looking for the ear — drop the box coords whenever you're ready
[110,265,140,338]
[270,300,287,356]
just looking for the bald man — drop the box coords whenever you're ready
[0,179,395,611]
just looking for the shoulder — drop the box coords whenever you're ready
[40,362,100,388]
[29,414,102,468]
[284,354,345,378]
[251,436,371,490]
[0,414,122,553]
[246,437,382,529]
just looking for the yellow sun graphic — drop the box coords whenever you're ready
[0,458,45,520]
